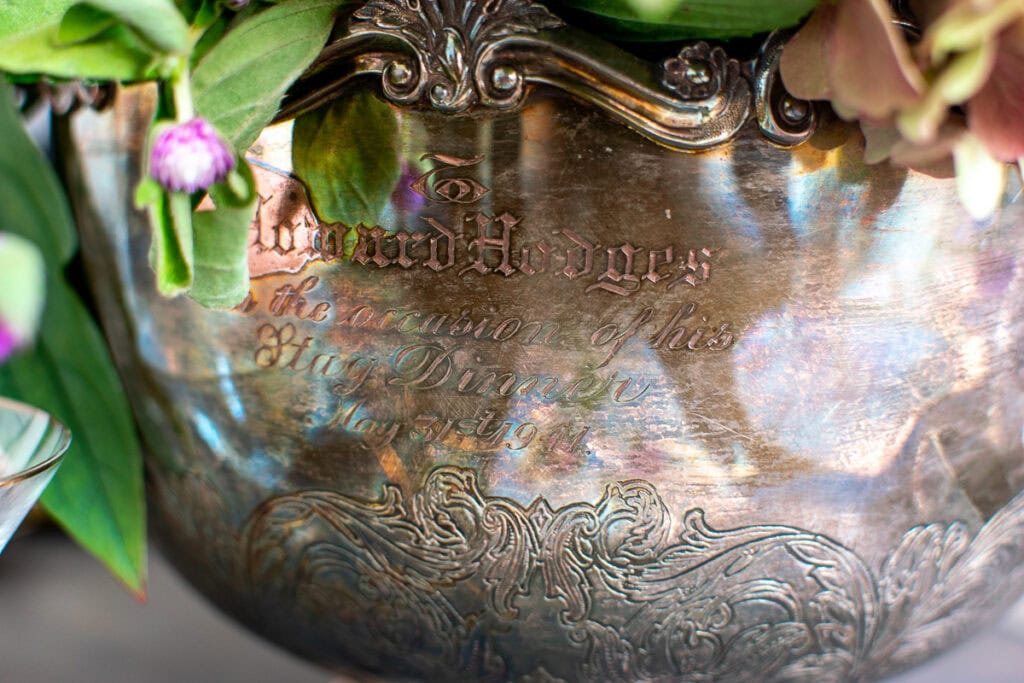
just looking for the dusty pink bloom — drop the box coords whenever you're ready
[780,0,1024,219]
[966,23,1024,161]
[780,0,925,121]
[150,117,235,193]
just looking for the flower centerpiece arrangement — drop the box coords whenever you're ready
[0,0,1022,674]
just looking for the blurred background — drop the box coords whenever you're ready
[1,527,1022,683]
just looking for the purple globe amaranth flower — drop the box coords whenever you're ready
[0,324,17,364]
[150,117,235,193]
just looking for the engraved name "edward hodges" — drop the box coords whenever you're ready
[250,202,714,298]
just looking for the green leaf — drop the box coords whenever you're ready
[0,83,77,266]
[190,163,258,309]
[189,13,229,69]
[148,190,195,296]
[292,90,401,226]
[547,0,821,40]
[1,280,148,596]
[56,5,119,45]
[64,0,190,55]
[0,26,154,81]
[0,0,79,43]
[173,0,206,22]
[189,0,222,32]
[134,177,163,208]
[192,0,351,151]
[0,82,146,594]
[0,0,155,80]
[0,0,186,79]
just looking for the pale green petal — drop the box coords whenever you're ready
[927,0,1023,62]
[897,88,953,142]
[0,233,46,343]
[936,41,998,103]
[953,133,1007,220]
[895,41,997,143]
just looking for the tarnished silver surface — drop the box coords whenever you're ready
[62,4,1024,681]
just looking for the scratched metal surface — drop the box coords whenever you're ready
[61,54,1024,683]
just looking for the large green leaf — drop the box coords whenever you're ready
[292,90,401,226]
[0,92,78,266]
[61,0,190,55]
[193,0,351,151]
[0,0,155,80]
[0,25,153,81]
[0,82,146,594]
[1,281,148,595]
[547,0,821,40]
[55,4,119,45]
[0,0,79,42]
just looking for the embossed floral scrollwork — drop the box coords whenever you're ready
[475,58,528,110]
[662,42,738,102]
[754,31,818,146]
[278,1,838,152]
[380,55,425,105]
[285,1,756,149]
[239,466,1024,681]
[351,0,564,113]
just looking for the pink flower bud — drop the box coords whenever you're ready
[0,324,17,364]
[150,118,235,193]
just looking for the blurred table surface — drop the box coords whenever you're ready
[2,530,1023,683]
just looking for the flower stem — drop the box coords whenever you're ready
[172,65,195,122]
